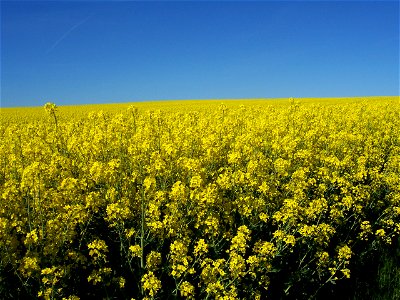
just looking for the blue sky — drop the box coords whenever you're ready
[1,1,399,107]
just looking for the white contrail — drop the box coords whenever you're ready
[46,14,92,54]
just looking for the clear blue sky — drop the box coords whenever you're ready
[1,1,399,107]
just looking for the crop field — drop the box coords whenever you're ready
[1,96,400,299]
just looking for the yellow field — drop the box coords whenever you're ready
[1,96,399,299]
[1,96,396,122]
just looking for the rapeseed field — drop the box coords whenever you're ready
[1,96,399,299]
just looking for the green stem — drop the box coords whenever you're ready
[141,189,145,270]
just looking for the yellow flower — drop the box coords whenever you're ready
[341,268,351,279]
[20,256,40,277]
[125,228,136,238]
[190,175,203,189]
[88,239,108,262]
[25,229,39,245]
[141,271,161,297]
[180,281,195,298]
[44,102,57,113]
[129,245,142,258]
[337,245,352,261]
[146,251,161,270]
[118,277,125,289]
[194,239,208,257]
[228,252,246,279]
[229,225,251,254]
[375,228,386,238]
